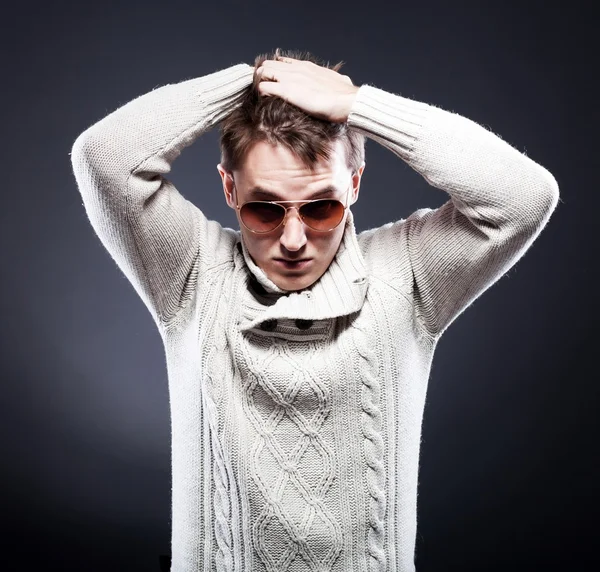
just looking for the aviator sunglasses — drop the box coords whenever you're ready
[229,173,354,234]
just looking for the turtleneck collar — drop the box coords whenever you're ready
[238,230,288,296]
[234,209,370,333]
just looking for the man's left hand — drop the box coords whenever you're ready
[255,56,359,123]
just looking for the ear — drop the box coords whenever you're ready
[350,161,366,205]
[217,164,236,208]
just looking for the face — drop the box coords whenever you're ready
[218,140,365,292]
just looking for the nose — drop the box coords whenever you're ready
[279,207,307,251]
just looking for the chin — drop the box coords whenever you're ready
[277,273,319,292]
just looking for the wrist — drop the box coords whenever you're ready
[341,85,360,123]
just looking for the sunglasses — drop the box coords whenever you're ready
[230,175,353,234]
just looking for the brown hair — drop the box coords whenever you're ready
[218,47,366,177]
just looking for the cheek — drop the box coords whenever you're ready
[314,233,343,258]
[240,230,258,257]
[245,234,275,260]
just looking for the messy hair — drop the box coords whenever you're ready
[218,47,366,176]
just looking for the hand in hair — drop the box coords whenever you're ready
[254,56,359,124]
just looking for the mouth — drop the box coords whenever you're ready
[274,258,312,270]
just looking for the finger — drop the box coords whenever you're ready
[258,62,296,82]
[256,65,278,82]
[262,60,296,71]
[258,80,283,98]
[276,56,299,63]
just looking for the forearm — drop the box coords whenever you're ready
[69,63,254,328]
[71,63,255,188]
[347,84,559,231]
[348,84,560,337]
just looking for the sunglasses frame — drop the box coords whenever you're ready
[229,173,354,234]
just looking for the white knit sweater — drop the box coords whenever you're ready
[70,63,559,572]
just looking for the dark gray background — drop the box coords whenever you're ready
[2,0,596,570]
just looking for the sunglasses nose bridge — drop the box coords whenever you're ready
[281,204,303,228]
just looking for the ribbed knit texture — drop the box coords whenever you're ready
[70,62,559,572]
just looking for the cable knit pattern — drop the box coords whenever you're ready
[238,332,343,571]
[70,62,559,571]
[352,308,387,572]
[205,294,234,570]
[208,395,234,571]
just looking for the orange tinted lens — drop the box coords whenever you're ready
[300,200,345,230]
[240,202,285,232]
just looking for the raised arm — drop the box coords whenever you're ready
[252,56,559,338]
[348,85,559,338]
[70,63,255,328]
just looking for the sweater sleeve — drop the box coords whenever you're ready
[70,63,255,328]
[348,84,559,338]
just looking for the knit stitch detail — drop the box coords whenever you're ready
[206,279,236,570]
[352,311,386,571]
[210,415,234,571]
[242,338,343,571]
[206,354,234,569]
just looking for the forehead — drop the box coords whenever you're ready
[235,140,349,200]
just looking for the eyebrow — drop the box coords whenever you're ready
[247,186,338,200]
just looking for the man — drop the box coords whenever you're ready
[71,48,559,572]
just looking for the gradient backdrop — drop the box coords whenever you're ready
[2,1,595,571]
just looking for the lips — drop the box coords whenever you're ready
[274,258,312,270]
